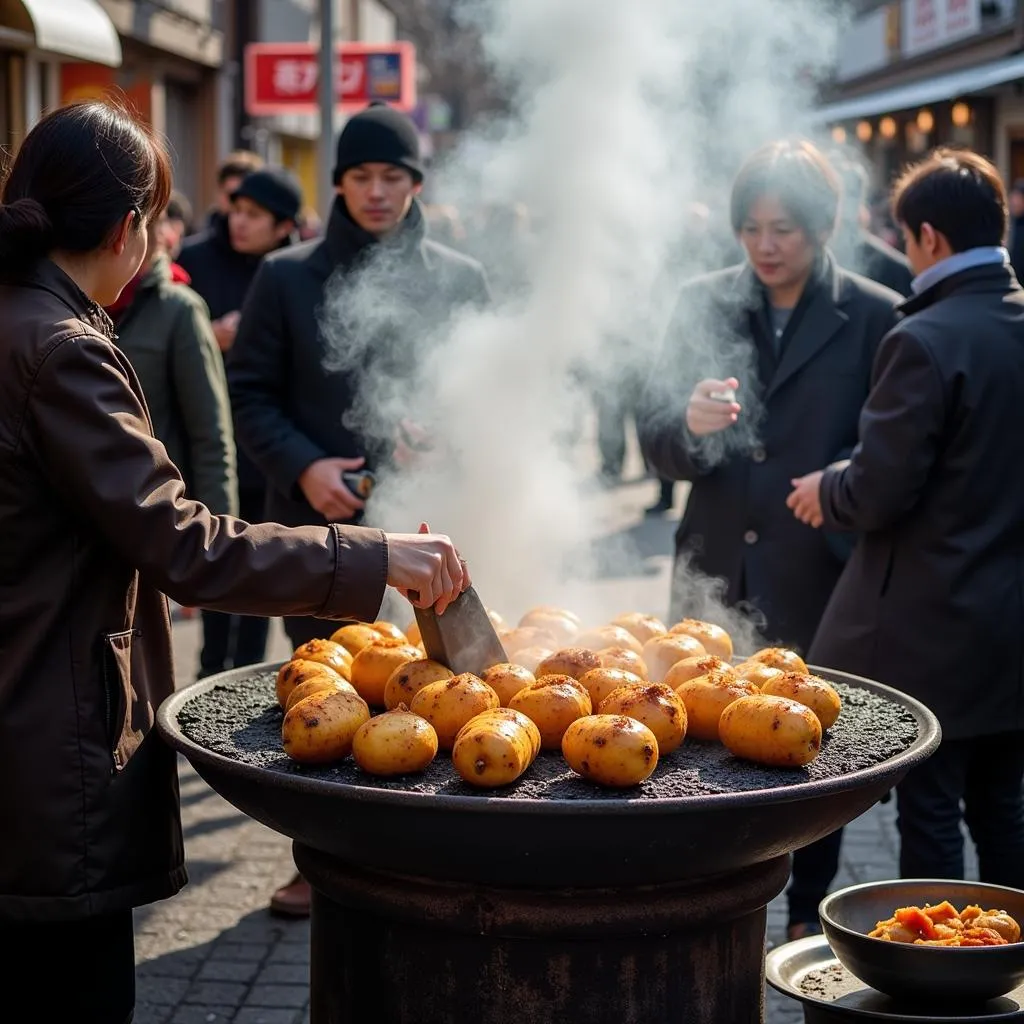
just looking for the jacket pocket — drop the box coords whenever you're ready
[101,629,144,772]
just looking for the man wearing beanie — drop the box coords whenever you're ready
[177,167,303,681]
[229,103,489,917]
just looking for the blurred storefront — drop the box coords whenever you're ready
[0,0,226,215]
[812,0,1024,189]
[244,0,410,215]
[0,0,122,148]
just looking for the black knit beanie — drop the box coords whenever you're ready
[333,102,423,185]
[231,168,303,222]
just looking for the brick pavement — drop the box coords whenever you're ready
[136,478,978,1024]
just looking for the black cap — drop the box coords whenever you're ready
[231,168,303,222]
[333,102,423,184]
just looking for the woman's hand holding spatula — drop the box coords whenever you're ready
[386,522,471,614]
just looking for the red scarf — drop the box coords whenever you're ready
[105,261,192,320]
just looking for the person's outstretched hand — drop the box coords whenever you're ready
[386,522,470,614]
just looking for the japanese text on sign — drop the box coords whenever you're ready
[245,42,416,116]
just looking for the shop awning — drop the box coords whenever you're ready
[809,51,1024,125]
[3,0,122,67]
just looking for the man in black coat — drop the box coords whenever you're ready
[228,103,489,917]
[230,103,488,547]
[789,148,1024,887]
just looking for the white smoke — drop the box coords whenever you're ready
[321,0,840,627]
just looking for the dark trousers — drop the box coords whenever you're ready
[284,615,329,651]
[897,732,1024,885]
[199,486,270,677]
[1,911,135,1022]
[593,388,627,479]
[786,830,844,926]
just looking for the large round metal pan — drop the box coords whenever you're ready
[157,664,940,887]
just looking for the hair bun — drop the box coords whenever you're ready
[0,197,55,266]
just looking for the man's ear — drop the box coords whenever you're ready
[919,222,938,254]
[413,181,424,196]
[110,211,137,255]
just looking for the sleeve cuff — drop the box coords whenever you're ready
[819,465,845,532]
[274,440,329,503]
[318,525,389,622]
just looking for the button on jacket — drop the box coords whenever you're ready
[0,260,388,921]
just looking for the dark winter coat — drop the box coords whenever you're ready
[855,233,914,297]
[176,214,264,321]
[1008,215,1024,282]
[638,257,900,653]
[228,197,490,530]
[811,261,1024,738]
[834,224,913,297]
[113,254,237,515]
[0,259,388,921]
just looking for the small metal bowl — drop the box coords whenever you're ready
[820,879,1024,1004]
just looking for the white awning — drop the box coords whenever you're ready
[12,0,122,67]
[809,51,1024,125]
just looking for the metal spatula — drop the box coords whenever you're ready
[411,585,508,677]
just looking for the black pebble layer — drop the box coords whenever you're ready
[177,673,919,801]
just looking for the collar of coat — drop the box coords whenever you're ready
[208,212,295,266]
[722,252,841,311]
[715,252,861,401]
[898,260,1021,317]
[323,196,429,272]
[22,258,116,340]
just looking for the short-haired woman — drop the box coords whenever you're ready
[638,138,901,940]
[0,102,467,1021]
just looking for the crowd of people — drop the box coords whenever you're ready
[1,94,1023,1021]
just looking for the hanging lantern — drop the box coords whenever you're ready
[951,102,971,128]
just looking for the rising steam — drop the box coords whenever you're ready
[320,0,839,627]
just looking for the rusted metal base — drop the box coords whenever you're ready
[296,842,791,1024]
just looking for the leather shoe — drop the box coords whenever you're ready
[269,872,311,918]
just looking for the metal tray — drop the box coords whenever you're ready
[766,936,1024,1022]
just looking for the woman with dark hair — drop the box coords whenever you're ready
[0,101,467,1021]
[638,138,901,940]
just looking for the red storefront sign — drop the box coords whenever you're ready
[244,42,417,116]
